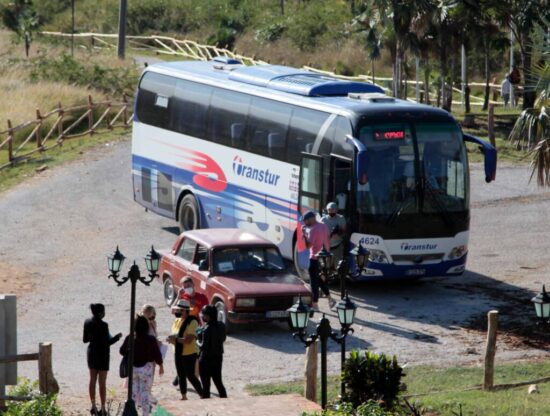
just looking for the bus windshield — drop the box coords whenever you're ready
[357,122,468,216]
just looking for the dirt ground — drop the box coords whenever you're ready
[2,138,550,415]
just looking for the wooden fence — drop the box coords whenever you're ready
[0,95,132,170]
[42,31,505,108]
[0,342,59,409]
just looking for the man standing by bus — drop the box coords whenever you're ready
[302,211,336,311]
[321,202,347,267]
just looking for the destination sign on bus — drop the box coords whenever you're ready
[374,130,405,140]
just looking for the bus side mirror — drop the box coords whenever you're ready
[463,133,497,183]
[346,135,368,185]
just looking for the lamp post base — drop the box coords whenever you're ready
[122,399,138,416]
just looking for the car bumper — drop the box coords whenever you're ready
[227,310,291,324]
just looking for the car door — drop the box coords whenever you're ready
[189,243,210,295]
[173,237,198,293]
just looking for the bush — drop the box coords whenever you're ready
[4,378,62,416]
[341,350,404,410]
[255,21,286,43]
[29,53,138,96]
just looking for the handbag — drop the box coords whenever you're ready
[119,354,128,378]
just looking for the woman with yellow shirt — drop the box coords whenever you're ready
[167,300,204,400]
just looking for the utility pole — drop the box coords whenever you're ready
[117,0,127,59]
[461,43,466,111]
[71,0,75,57]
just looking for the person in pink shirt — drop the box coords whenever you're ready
[302,211,336,310]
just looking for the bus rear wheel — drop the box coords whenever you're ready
[178,194,200,233]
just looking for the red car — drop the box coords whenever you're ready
[157,229,312,331]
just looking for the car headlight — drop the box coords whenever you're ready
[294,296,312,305]
[235,298,255,307]
[368,249,389,264]
[448,245,467,260]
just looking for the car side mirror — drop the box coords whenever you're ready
[198,259,209,271]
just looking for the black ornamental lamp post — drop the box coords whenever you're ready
[287,295,356,408]
[107,246,161,416]
[316,246,334,283]
[531,285,550,325]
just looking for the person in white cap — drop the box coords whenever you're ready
[321,202,347,267]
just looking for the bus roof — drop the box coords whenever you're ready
[146,60,452,119]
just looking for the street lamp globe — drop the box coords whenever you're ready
[108,246,126,275]
[350,242,369,271]
[287,296,310,330]
[316,246,334,271]
[336,293,357,326]
[531,285,550,320]
[144,246,161,274]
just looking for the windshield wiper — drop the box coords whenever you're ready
[423,178,454,228]
[386,194,416,225]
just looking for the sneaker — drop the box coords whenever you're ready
[328,297,336,309]
[172,376,179,386]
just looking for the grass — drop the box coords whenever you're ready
[245,360,550,415]
[0,129,129,194]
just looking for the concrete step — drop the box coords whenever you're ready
[158,393,321,416]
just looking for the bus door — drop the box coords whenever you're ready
[330,156,352,217]
[298,154,324,217]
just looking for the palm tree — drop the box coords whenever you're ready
[508,25,550,185]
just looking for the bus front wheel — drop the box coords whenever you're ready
[178,194,200,233]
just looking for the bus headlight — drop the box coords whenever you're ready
[368,249,389,264]
[448,245,467,260]
[236,298,256,307]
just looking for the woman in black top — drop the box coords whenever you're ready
[197,305,227,398]
[83,303,121,416]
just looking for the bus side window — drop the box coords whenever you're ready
[287,108,330,164]
[171,80,213,138]
[136,72,176,129]
[208,88,250,147]
[247,98,291,159]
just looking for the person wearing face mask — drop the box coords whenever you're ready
[167,300,204,400]
[178,276,209,323]
[321,202,347,268]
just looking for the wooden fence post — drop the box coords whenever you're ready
[488,103,496,147]
[123,94,129,126]
[38,342,59,395]
[7,120,13,163]
[35,109,42,149]
[483,310,499,391]
[57,103,64,146]
[88,95,94,136]
[304,340,318,403]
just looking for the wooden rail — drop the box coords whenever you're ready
[42,31,509,109]
[0,94,133,170]
[0,343,59,409]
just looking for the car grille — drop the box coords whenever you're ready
[392,253,445,263]
[256,296,295,310]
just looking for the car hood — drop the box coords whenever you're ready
[212,272,310,296]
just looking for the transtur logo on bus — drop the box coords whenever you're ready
[401,242,437,251]
[232,156,281,186]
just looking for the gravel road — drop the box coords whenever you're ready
[2,138,550,413]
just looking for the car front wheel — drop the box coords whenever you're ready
[163,277,176,306]
[215,300,233,334]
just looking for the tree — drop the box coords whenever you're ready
[509,24,550,185]
[1,0,40,58]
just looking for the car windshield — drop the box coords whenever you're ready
[357,121,469,216]
[213,247,286,274]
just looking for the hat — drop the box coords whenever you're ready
[302,211,316,221]
[326,202,338,210]
[172,299,191,310]
[181,276,193,284]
